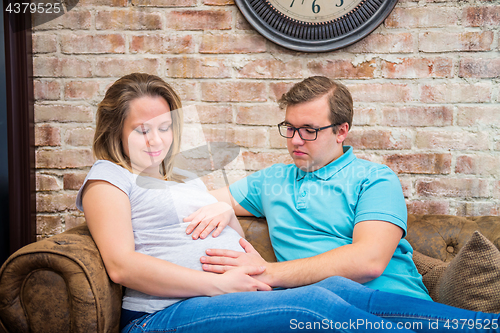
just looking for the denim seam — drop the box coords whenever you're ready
[137,307,346,333]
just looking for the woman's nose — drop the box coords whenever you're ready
[146,130,160,147]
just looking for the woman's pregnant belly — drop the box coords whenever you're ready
[133,222,244,272]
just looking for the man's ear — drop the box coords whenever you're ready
[336,123,349,144]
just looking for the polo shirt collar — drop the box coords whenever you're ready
[296,146,356,181]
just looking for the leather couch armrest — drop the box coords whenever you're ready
[0,224,122,333]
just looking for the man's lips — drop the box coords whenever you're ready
[293,150,307,156]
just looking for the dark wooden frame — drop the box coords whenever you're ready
[3,1,36,256]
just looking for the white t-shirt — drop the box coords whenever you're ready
[76,160,244,313]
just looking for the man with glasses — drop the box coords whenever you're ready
[199,76,431,301]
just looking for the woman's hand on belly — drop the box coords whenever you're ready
[184,201,244,239]
[208,265,272,296]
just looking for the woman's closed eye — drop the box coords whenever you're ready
[159,126,171,132]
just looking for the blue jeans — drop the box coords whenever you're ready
[122,276,499,333]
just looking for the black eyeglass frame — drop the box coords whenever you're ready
[277,121,343,141]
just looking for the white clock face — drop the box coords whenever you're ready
[268,0,363,23]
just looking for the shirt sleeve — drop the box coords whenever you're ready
[229,168,271,218]
[353,165,408,237]
[75,160,133,211]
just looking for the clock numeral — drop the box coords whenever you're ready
[289,0,305,8]
[336,0,344,7]
[312,0,320,13]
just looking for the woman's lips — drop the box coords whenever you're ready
[145,150,162,157]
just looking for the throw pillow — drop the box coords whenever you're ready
[437,231,500,313]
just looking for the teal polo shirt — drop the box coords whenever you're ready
[230,146,431,300]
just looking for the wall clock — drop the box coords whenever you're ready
[235,0,399,52]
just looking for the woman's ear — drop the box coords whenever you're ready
[336,122,349,144]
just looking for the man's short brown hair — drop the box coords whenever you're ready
[278,76,353,132]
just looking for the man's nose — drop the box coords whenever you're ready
[290,129,305,145]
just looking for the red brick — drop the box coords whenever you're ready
[204,0,234,4]
[65,214,87,230]
[420,83,491,103]
[237,59,303,79]
[459,58,500,78]
[184,104,232,124]
[241,151,292,171]
[34,80,61,100]
[380,57,453,79]
[35,124,61,146]
[201,82,266,102]
[456,202,499,217]
[236,12,253,30]
[32,34,57,53]
[269,82,298,102]
[36,173,62,191]
[419,31,494,52]
[457,105,500,127]
[200,34,267,54]
[64,81,99,100]
[95,58,160,77]
[131,35,194,54]
[416,131,488,150]
[352,107,377,126]
[33,10,91,30]
[79,0,127,5]
[170,81,198,101]
[406,201,450,215]
[346,33,414,53]
[385,7,459,28]
[236,105,284,126]
[36,215,63,235]
[399,178,412,198]
[383,153,451,174]
[344,129,412,150]
[199,126,268,148]
[35,104,93,123]
[382,106,453,127]
[36,149,94,169]
[269,129,287,149]
[132,0,197,6]
[166,57,231,78]
[455,155,500,177]
[165,10,231,30]
[61,34,125,54]
[65,128,95,146]
[96,10,162,30]
[494,181,500,199]
[33,57,92,77]
[416,178,489,198]
[36,192,77,212]
[307,59,375,79]
[463,6,500,27]
[64,172,88,190]
[348,84,412,103]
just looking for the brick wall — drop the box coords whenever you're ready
[32,0,500,238]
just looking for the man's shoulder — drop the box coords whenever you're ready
[349,156,398,180]
[253,163,296,178]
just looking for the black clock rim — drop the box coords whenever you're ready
[235,0,399,53]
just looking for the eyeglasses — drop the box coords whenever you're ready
[277,122,341,141]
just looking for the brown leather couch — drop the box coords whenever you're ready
[1,214,499,333]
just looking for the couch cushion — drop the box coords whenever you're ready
[413,231,500,313]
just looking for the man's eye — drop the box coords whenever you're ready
[304,128,316,134]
